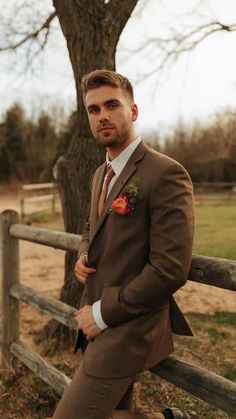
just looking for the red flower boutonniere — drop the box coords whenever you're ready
[111,177,139,216]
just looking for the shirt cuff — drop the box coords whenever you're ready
[92,300,108,330]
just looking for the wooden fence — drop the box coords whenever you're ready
[193,182,236,206]
[1,209,236,416]
[19,182,57,219]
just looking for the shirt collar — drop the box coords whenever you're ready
[106,136,141,178]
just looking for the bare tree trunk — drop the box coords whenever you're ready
[41,0,138,344]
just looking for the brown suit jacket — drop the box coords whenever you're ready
[75,141,194,378]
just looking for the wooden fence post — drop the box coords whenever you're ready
[0,210,20,371]
[19,187,25,220]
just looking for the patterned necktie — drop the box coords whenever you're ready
[98,165,115,216]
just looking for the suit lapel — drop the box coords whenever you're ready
[90,141,148,244]
[90,163,106,235]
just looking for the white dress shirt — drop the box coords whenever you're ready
[92,136,142,330]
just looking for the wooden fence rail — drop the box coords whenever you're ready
[193,182,236,206]
[1,210,236,416]
[19,182,57,219]
[9,223,236,291]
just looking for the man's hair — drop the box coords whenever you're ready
[81,69,134,102]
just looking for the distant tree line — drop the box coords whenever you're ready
[147,110,236,182]
[0,103,235,183]
[0,103,77,183]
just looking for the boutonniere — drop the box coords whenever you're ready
[111,177,139,216]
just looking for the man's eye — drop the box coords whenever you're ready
[89,108,99,114]
[108,103,117,110]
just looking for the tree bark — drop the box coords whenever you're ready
[42,0,138,342]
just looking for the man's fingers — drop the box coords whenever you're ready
[75,269,87,279]
[76,255,96,271]
[80,265,96,274]
[74,256,96,285]
[75,263,96,275]
[74,269,96,284]
[74,264,95,284]
[74,269,87,283]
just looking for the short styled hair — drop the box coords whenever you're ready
[81,69,134,102]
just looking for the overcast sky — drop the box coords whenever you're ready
[0,0,236,134]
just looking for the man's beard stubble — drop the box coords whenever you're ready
[94,124,131,149]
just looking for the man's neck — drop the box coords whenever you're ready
[107,135,138,161]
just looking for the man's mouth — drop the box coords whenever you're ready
[98,126,114,132]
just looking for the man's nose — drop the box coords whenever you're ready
[99,109,109,122]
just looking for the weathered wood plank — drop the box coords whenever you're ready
[24,194,54,203]
[22,183,54,190]
[151,355,236,416]
[11,341,71,395]
[190,255,236,291]
[10,283,78,330]
[9,224,81,251]
[0,210,20,370]
[20,183,57,218]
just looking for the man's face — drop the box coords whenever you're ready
[84,85,138,151]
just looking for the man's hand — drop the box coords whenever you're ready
[77,305,102,341]
[74,254,96,284]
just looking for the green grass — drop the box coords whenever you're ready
[212,311,236,327]
[207,327,231,341]
[193,205,236,260]
[25,211,59,224]
[24,211,64,231]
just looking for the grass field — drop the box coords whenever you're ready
[193,205,236,260]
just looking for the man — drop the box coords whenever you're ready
[53,70,194,419]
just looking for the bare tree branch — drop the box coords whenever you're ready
[120,20,236,84]
[0,11,57,52]
[123,21,236,56]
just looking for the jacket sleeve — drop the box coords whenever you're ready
[100,162,195,326]
[77,169,96,258]
[78,219,90,258]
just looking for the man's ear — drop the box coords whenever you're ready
[131,104,138,122]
